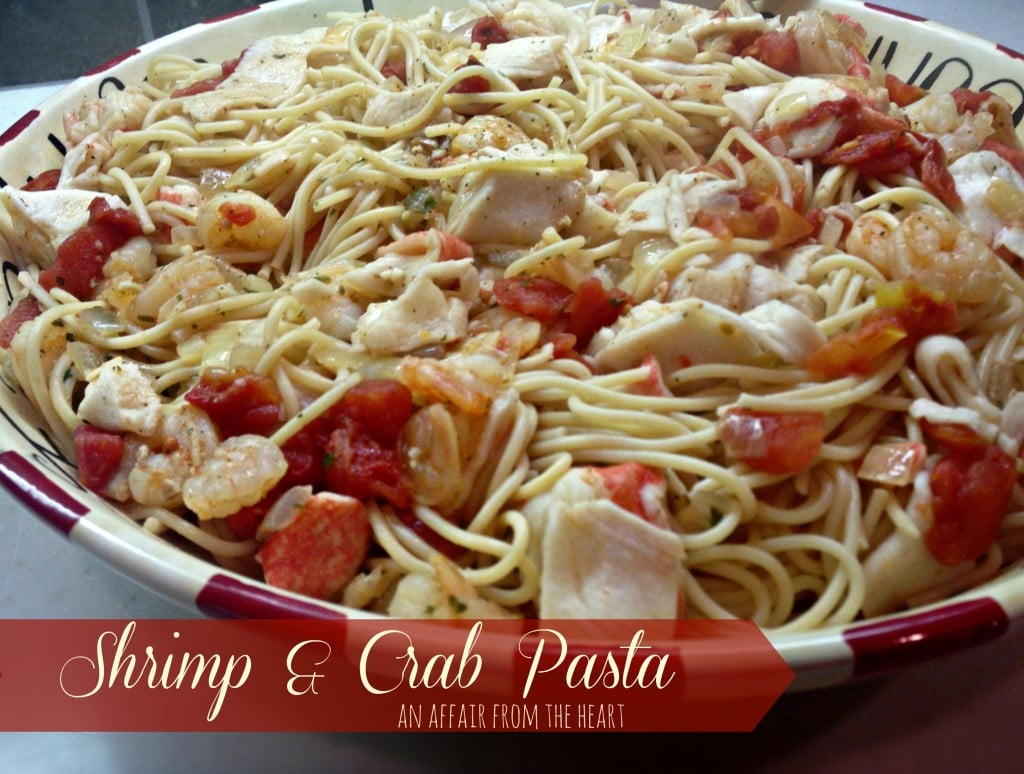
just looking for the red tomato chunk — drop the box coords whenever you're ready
[0,297,41,348]
[720,408,827,475]
[38,198,143,300]
[926,444,1016,566]
[184,367,283,438]
[73,424,125,493]
[471,17,510,48]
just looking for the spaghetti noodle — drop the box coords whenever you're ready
[2,0,1024,631]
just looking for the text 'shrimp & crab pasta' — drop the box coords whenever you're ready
[2,0,1024,632]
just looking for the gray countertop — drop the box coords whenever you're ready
[2,2,1023,771]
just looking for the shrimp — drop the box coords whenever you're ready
[380,229,473,261]
[62,87,152,147]
[386,553,520,619]
[846,208,1003,305]
[182,434,287,520]
[399,403,463,510]
[127,404,219,509]
[126,253,242,327]
[398,351,508,415]
[195,190,288,252]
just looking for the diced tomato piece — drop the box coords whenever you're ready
[184,367,283,438]
[471,17,510,48]
[925,444,1016,566]
[38,198,143,300]
[696,188,812,248]
[981,137,1024,178]
[720,408,827,475]
[741,31,801,75]
[804,310,908,378]
[493,276,573,324]
[380,59,407,83]
[920,419,986,454]
[449,59,491,99]
[820,130,917,176]
[324,420,412,509]
[563,277,631,349]
[218,201,256,226]
[170,53,243,98]
[805,281,959,378]
[846,45,872,79]
[951,87,994,116]
[337,379,415,447]
[918,136,962,208]
[73,424,125,493]
[628,353,672,397]
[495,276,630,352]
[592,463,664,521]
[885,73,927,107]
[225,505,266,540]
[39,224,122,298]
[256,492,371,600]
[21,169,62,192]
[877,279,960,339]
[88,197,144,238]
[0,297,41,348]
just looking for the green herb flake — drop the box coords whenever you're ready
[448,595,468,614]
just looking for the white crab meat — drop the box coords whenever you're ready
[362,84,434,130]
[669,252,824,319]
[722,84,783,131]
[0,187,127,266]
[760,77,848,158]
[182,30,324,122]
[522,467,684,618]
[861,471,970,617]
[949,150,1024,259]
[352,271,469,354]
[446,141,585,248]
[77,356,163,436]
[586,297,825,374]
[478,35,565,84]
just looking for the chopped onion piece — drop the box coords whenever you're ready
[857,441,926,486]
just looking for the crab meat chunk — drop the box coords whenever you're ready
[256,488,371,601]
[522,465,684,618]
[182,29,324,122]
[353,271,469,354]
[446,141,584,248]
[861,472,971,617]
[77,356,162,436]
[0,187,127,266]
[478,35,565,84]
[586,297,825,374]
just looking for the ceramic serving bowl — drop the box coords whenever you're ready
[1,0,1022,692]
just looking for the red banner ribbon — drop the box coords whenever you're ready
[0,618,792,732]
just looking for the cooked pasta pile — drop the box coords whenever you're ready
[2,0,1024,631]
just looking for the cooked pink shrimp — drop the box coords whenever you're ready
[380,229,474,261]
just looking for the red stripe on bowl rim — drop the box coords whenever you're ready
[85,49,142,76]
[998,43,1024,62]
[843,597,1009,679]
[197,572,349,619]
[0,450,87,534]
[863,3,926,23]
[0,110,40,147]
